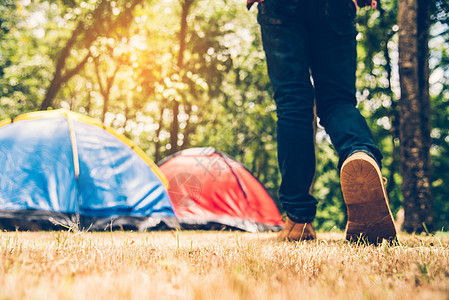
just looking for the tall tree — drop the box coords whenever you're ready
[398,0,433,232]
[167,0,195,155]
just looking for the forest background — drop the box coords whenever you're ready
[0,0,448,232]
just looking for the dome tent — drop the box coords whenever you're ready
[0,109,178,231]
[158,147,284,232]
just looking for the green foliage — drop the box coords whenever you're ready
[313,139,346,231]
[0,1,64,117]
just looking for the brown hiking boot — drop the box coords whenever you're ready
[277,217,316,241]
[340,152,397,244]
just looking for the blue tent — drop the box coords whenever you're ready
[0,109,178,231]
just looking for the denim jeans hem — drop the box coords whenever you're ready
[341,148,382,171]
[286,211,315,224]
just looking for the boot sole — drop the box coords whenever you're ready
[340,153,397,244]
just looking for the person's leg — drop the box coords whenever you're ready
[309,0,396,243]
[310,0,382,170]
[257,0,317,225]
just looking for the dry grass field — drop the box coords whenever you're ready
[0,230,448,300]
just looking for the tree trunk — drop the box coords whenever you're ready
[180,102,193,149]
[397,0,433,233]
[94,58,120,124]
[166,0,195,156]
[154,106,166,163]
[169,101,180,154]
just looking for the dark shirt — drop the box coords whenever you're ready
[246,0,376,10]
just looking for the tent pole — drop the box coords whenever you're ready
[217,153,248,200]
[64,112,80,179]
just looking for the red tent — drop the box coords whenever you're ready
[158,147,284,232]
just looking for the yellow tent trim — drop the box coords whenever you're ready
[13,110,65,122]
[0,118,12,128]
[0,109,169,188]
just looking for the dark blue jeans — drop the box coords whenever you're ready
[257,0,383,223]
